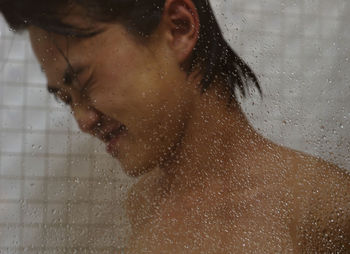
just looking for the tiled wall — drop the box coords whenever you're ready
[0,0,349,252]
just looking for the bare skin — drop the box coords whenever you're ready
[23,0,350,252]
[125,86,350,253]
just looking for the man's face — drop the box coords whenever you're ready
[28,10,194,176]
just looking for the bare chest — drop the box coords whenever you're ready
[126,188,296,253]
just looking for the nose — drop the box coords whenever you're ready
[72,103,101,133]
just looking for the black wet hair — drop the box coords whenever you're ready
[0,0,261,102]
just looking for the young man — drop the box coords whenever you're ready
[1,0,349,252]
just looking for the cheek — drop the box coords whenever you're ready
[89,42,187,130]
[92,59,159,113]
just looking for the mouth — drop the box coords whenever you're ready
[103,124,126,141]
[104,124,127,155]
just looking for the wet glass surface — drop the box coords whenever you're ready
[0,0,349,253]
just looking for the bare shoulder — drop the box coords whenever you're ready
[290,151,350,252]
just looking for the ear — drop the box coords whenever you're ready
[162,0,200,64]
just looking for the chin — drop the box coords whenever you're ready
[110,142,161,177]
[120,158,156,177]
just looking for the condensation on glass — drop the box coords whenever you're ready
[0,0,349,253]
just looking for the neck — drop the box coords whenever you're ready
[158,82,273,195]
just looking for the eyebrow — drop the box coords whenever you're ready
[41,21,105,38]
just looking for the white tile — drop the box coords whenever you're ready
[70,133,94,154]
[46,203,67,224]
[0,154,22,176]
[66,226,89,248]
[25,109,47,131]
[26,63,46,84]
[23,226,44,248]
[70,158,91,178]
[26,87,48,107]
[23,203,44,224]
[0,203,20,223]
[48,109,73,131]
[47,180,67,202]
[68,203,89,224]
[23,180,45,201]
[48,133,70,154]
[7,40,26,61]
[23,156,45,177]
[45,226,67,248]
[0,179,21,200]
[0,225,21,248]
[1,108,24,130]
[3,86,24,106]
[23,133,46,155]
[0,132,23,153]
[48,157,69,177]
[68,179,91,201]
[91,181,113,202]
[2,62,25,83]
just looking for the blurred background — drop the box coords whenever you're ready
[0,0,349,253]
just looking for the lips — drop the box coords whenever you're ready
[104,124,126,142]
[104,124,127,155]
